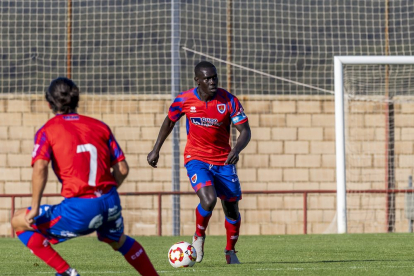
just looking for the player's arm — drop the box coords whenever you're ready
[25,159,49,226]
[112,160,129,189]
[225,121,251,165]
[147,116,176,168]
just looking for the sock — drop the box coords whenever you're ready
[195,203,212,237]
[17,231,70,273]
[118,236,158,276]
[225,214,241,251]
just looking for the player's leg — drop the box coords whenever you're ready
[100,234,158,276]
[185,160,217,263]
[196,185,217,235]
[221,200,241,264]
[192,185,216,262]
[187,160,217,237]
[97,188,158,275]
[11,207,79,276]
[212,164,242,264]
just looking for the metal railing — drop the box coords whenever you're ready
[2,189,414,238]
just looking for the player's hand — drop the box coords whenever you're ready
[225,148,240,165]
[25,208,39,228]
[147,150,160,168]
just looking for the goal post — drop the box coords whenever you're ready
[335,56,414,234]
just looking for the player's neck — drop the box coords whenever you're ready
[197,88,215,102]
[55,109,78,115]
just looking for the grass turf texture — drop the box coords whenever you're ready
[1,234,414,275]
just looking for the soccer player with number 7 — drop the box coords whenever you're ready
[147,61,251,264]
[11,78,158,276]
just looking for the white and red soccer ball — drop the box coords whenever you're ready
[168,241,197,268]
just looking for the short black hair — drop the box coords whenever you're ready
[46,77,80,114]
[194,61,216,75]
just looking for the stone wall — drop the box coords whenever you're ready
[0,95,412,236]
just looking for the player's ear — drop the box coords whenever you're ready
[194,76,199,84]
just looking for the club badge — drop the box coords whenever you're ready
[217,104,226,114]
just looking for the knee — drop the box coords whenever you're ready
[11,208,27,231]
[201,196,217,211]
[223,201,239,221]
[224,209,239,221]
[100,234,126,251]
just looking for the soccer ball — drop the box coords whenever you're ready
[168,241,197,268]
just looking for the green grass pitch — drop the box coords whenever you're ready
[1,234,414,275]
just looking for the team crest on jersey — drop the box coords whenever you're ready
[191,174,197,183]
[217,104,226,114]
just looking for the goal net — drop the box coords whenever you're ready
[336,56,414,233]
[1,1,414,236]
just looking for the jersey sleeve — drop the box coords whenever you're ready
[31,126,52,166]
[168,92,186,122]
[108,132,125,166]
[229,96,248,125]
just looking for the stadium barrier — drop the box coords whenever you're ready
[2,189,414,238]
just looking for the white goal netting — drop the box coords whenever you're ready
[343,64,414,233]
[0,0,414,236]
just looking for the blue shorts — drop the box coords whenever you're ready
[29,187,124,244]
[185,160,242,202]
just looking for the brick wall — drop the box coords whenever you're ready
[0,95,412,236]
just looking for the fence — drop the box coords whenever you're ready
[3,188,414,238]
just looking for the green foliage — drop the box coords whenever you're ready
[1,234,414,275]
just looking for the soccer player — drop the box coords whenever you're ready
[11,77,158,276]
[147,61,251,264]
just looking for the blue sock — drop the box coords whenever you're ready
[118,235,135,255]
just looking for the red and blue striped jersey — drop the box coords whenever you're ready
[32,114,125,198]
[168,87,248,165]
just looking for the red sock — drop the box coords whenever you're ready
[225,215,241,251]
[25,232,70,273]
[120,237,158,276]
[195,204,212,237]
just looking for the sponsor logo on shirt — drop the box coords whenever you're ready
[191,174,197,183]
[62,115,80,120]
[217,103,226,114]
[190,117,222,127]
[190,106,196,113]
